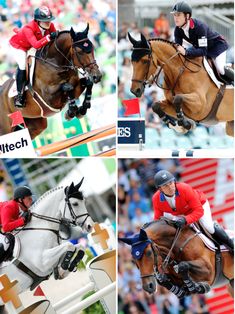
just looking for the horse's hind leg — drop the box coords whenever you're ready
[225,121,234,137]
[24,117,47,140]
[175,261,210,295]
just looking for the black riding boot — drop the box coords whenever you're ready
[0,243,7,264]
[222,66,234,85]
[213,223,234,253]
[14,68,26,108]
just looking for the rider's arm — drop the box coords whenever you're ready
[1,206,25,233]
[183,185,204,224]
[49,23,57,33]
[152,192,163,220]
[185,24,208,57]
[174,27,183,45]
[22,26,51,49]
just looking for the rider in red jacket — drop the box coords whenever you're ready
[0,186,33,263]
[9,6,57,108]
[152,170,233,252]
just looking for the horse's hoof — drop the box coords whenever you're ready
[64,111,74,121]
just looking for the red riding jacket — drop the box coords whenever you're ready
[152,182,207,225]
[9,20,56,51]
[0,200,25,232]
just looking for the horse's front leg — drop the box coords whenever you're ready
[42,241,75,273]
[155,272,189,298]
[173,95,196,132]
[174,261,211,294]
[76,78,93,118]
[152,101,188,134]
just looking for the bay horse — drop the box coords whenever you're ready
[0,24,102,139]
[120,219,234,298]
[0,178,94,295]
[128,33,234,137]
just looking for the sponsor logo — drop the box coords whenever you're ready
[118,127,131,137]
[0,138,28,154]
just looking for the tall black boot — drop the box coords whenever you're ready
[213,223,234,254]
[0,243,7,264]
[14,68,26,108]
[222,66,234,85]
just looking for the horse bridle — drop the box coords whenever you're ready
[131,41,202,95]
[139,241,159,280]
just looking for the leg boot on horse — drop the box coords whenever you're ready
[14,68,26,108]
[213,223,234,253]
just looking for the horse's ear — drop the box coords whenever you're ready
[118,237,133,245]
[139,229,148,240]
[128,32,138,46]
[84,23,89,35]
[65,182,74,196]
[70,27,76,39]
[75,177,84,191]
[140,33,149,48]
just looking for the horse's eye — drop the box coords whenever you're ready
[72,202,79,206]
[142,60,149,65]
[146,250,152,257]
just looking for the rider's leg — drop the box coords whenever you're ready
[0,233,10,263]
[214,51,234,84]
[199,201,234,253]
[12,47,27,107]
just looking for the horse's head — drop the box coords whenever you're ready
[119,229,157,294]
[70,24,102,83]
[128,32,155,97]
[64,178,94,233]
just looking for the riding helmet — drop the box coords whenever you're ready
[14,186,32,200]
[34,6,55,22]
[154,170,175,188]
[171,1,192,16]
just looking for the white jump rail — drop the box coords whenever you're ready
[54,281,116,314]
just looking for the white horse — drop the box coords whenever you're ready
[0,178,94,294]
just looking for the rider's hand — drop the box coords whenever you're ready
[174,216,186,229]
[50,32,57,40]
[177,45,186,55]
[22,211,31,223]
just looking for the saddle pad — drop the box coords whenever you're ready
[203,57,222,89]
[191,224,231,252]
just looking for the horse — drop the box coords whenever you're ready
[0,178,94,295]
[128,33,234,137]
[119,219,234,298]
[0,24,102,139]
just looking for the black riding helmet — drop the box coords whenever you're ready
[34,6,55,22]
[171,1,192,17]
[154,170,175,188]
[14,186,32,200]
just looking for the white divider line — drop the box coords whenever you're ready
[62,282,116,314]
[53,281,95,311]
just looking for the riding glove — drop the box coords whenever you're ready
[174,216,186,228]
[22,211,31,223]
[50,32,57,40]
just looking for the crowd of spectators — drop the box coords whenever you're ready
[118,13,234,145]
[118,159,210,314]
[0,0,116,96]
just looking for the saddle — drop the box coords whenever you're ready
[0,233,18,264]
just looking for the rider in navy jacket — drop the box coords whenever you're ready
[171,1,234,84]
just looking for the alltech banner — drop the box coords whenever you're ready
[0,129,36,157]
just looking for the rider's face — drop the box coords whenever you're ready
[159,181,176,196]
[39,21,51,29]
[173,12,187,27]
[21,196,33,210]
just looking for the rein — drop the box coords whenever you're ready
[132,40,202,95]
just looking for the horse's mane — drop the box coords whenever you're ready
[149,37,178,51]
[30,186,65,210]
[142,217,176,230]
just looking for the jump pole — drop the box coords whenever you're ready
[35,124,116,156]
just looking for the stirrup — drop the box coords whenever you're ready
[14,94,25,108]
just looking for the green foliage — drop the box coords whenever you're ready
[77,248,94,270]
[81,291,105,314]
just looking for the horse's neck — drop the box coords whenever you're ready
[46,33,72,64]
[147,222,175,247]
[30,189,64,219]
[151,40,179,67]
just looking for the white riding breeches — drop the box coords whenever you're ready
[0,233,10,251]
[213,51,227,75]
[163,200,215,234]
[11,47,27,70]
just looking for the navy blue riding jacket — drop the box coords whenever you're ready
[174,18,229,58]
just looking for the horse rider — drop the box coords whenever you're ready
[9,6,57,108]
[153,170,234,253]
[171,1,234,85]
[0,186,33,263]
